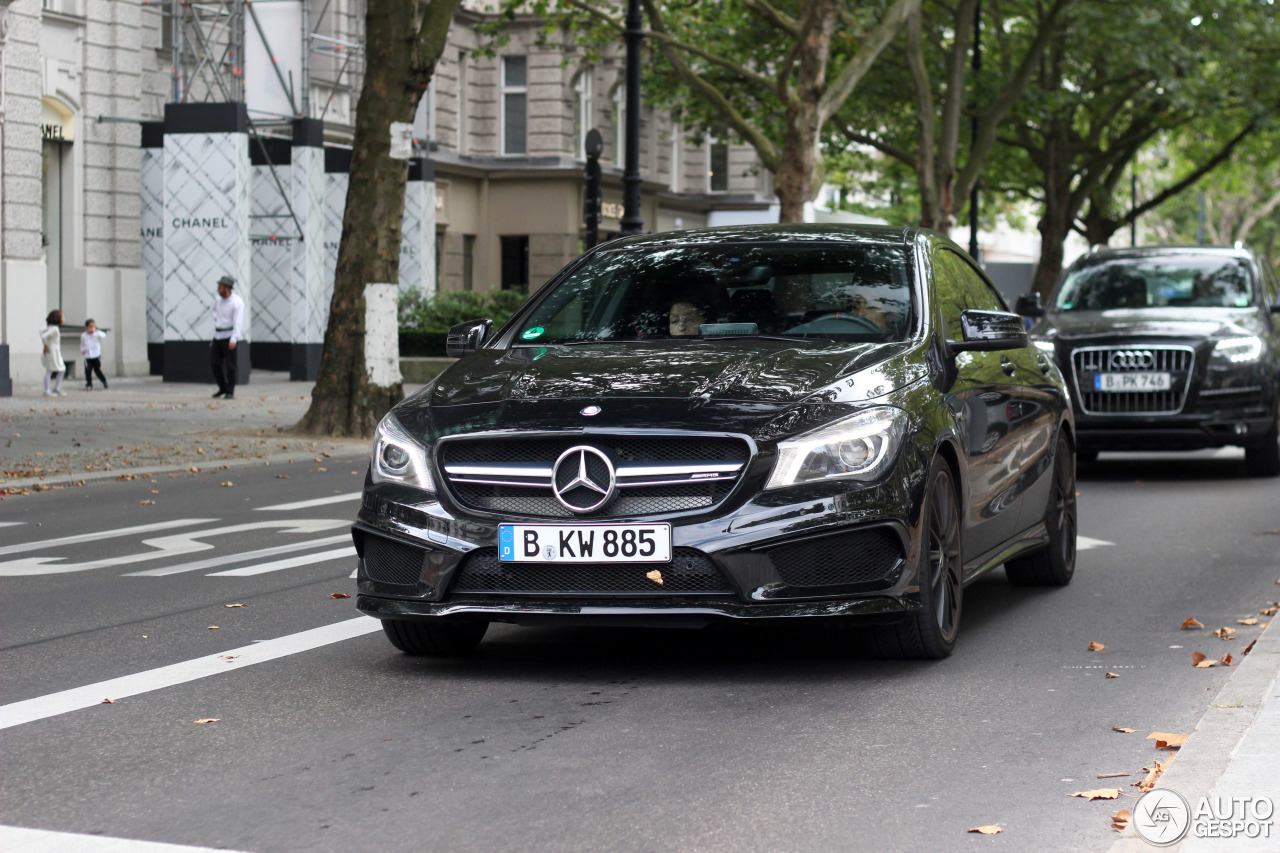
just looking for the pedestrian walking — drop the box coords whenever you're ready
[210,275,244,400]
[80,319,109,390]
[40,310,66,397]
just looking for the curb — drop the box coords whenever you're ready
[1109,616,1280,851]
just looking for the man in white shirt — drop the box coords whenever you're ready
[211,274,245,399]
[80,319,108,390]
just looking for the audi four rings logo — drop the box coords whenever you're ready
[551,446,616,513]
[1110,349,1155,370]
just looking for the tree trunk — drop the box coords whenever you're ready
[1081,206,1121,248]
[1031,135,1077,298]
[297,0,459,437]
[775,105,818,223]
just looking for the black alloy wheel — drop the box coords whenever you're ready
[1244,404,1280,477]
[1006,434,1077,586]
[870,457,963,659]
[382,619,489,656]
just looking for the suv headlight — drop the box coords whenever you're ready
[1212,336,1263,364]
[371,413,434,491]
[766,407,908,490]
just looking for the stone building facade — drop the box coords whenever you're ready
[0,0,774,394]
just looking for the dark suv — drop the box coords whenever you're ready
[1023,246,1280,475]
[355,226,1076,659]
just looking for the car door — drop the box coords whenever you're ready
[932,248,1037,565]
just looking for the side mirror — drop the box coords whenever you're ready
[446,318,493,358]
[947,309,1030,355]
[1015,293,1045,318]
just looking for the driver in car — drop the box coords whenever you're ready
[669,300,707,336]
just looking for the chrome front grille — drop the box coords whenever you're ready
[1071,346,1195,415]
[438,434,751,519]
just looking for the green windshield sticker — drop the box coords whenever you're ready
[521,327,544,340]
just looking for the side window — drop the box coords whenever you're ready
[935,250,1002,340]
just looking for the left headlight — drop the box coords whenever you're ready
[766,407,908,490]
[1212,336,1264,365]
[371,412,435,491]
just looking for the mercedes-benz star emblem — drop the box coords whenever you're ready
[551,445,616,513]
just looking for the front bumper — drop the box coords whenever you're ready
[352,470,925,625]
[1076,407,1276,451]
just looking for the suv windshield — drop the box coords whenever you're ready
[512,242,913,345]
[1055,256,1255,311]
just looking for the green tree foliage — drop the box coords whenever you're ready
[399,289,529,332]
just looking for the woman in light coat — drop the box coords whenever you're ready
[41,309,66,396]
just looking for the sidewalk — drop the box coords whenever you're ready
[0,371,422,492]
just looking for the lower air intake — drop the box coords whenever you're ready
[364,536,426,586]
[767,528,905,590]
[451,548,733,595]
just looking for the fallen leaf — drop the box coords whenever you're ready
[1069,789,1122,801]
[1191,651,1208,666]
[188,466,200,472]
[1137,756,1172,792]
[967,826,1002,835]
[220,481,234,487]
[330,593,351,599]
[139,499,156,505]
[225,603,245,608]
[313,457,323,463]
[196,448,206,455]
[1088,641,1106,651]
[102,698,115,704]
[1105,672,1120,678]
[1146,732,1187,749]
[193,718,220,724]
[1237,617,1259,626]
[207,625,219,630]
[1097,772,1129,778]
[1219,653,1233,667]
[646,569,664,585]
[1243,638,1257,656]
[1195,659,1217,668]
[1261,605,1278,616]
[1112,727,1137,733]
[218,655,240,660]
[277,474,289,479]
[1181,617,1204,630]
[1212,626,1236,640]
[1111,809,1132,832]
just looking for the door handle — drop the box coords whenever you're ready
[1000,357,1016,377]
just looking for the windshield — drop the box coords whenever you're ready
[511,242,913,345]
[1054,256,1255,311]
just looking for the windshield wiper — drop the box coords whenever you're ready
[701,334,828,343]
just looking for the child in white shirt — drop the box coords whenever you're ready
[41,310,66,396]
[81,319,108,390]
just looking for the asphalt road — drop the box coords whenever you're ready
[1,450,1277,852]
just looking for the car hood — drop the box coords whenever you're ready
[395,340,925,441]
[1035,307,1263,341]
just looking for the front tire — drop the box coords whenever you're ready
[382,620,488,656]
[869,458,963,660]
[1006,434,1077,586]
[1244,408,1279,477]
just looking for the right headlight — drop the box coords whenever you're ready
[1212,336,1264,365]
[766,407,908,490]
[371,412,434,491]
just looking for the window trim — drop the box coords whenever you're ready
[500,55,528,157]
[573,68,592,161]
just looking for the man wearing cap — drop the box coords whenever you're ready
[211,275,244,399]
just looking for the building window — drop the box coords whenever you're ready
[709,139,729,192]
[612,85,626,166]
[435,230,444,292]
[462,234,475,292]
[501,56,527,156]
[501,235,530,293]
[573,69,592,160]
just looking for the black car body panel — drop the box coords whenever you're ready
[355,225,1074,641]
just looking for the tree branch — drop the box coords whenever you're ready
[741,0,799,38]
[838,127,918,168]
[817,0,922,124]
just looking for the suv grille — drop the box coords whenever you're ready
[767,528,905,589]
[439,435,751,519]
[451,547,733,595]
[1071,346,1195,415]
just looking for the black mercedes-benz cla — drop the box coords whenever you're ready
[355,225,1077,659]
[1022,246,1280,475]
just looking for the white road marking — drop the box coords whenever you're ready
[257,492,361,511]
[0,825,255,853]
[0,522,26,529]
[0,617,380,730]
[207,546,357,577]
[0,519,350,577]
[124,534,352,577]
[0,519,216,557]
[1078,536,1115,551]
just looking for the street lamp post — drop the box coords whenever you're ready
[968,0,981,261]
[620,0,644,236]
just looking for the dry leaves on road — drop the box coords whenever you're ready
[1212,626,1237,640]
[1088,641,1106,651]
[224,603,245,608]
[1237,617,1259,626]
[139,500,155,505]
[102,698,115,704]
[330,593,351,599]
[1243,638,1257,656]
[1069,789,1122,801]
[1137,756,1173,792]
[1262,604,1279,617]
[1219,653,1234,667]
[220,481,234,487]
[207,625,219,630]
[1111,809,1132,833]
[1181,617,1204,630]
[1146,732,1187,749]
[193,718,220,724]
[1192,652,1216,668]
[1105,672,1120,678]
[967,826,1002,835]
[1097,772,1129,778]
